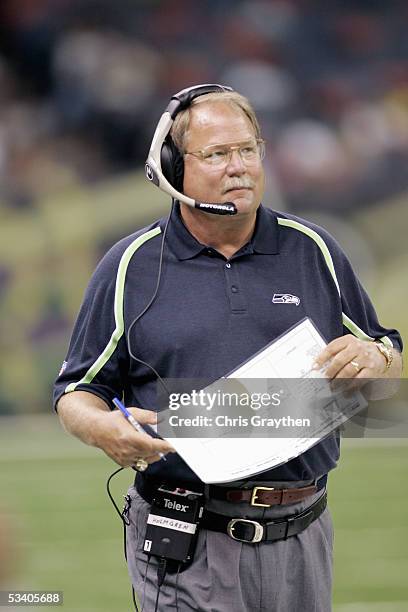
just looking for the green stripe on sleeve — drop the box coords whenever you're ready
[342,313,373,341]
[379,336,394,348]
[277,218,341,295]
[278,217,394,347]
[342,313,393,346]
[65,226,162,393]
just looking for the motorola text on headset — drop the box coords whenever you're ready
[144,83,238,215]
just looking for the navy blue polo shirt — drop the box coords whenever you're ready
[54,203,402,488]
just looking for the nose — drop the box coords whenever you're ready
[225,149,246,175]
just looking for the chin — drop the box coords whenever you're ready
[230,199,259,215]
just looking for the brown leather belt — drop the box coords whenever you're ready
[208,477,326,507]
[136,476,327,508]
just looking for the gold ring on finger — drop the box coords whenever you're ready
[133,458,148,472]
[350,360,361,373]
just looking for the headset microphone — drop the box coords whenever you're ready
[145,84,237,215]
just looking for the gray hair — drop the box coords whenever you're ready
[170,90,262,152]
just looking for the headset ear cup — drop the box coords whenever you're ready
[161,137,184,193]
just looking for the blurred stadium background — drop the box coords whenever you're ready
[0,0,407,610]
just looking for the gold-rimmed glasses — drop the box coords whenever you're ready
[185,138,266,167]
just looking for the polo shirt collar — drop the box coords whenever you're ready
[252,204,279,255]
[165,202,279,261]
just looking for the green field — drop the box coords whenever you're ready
[0,416,407,612]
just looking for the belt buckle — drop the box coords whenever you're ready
[250,486,275,507]
[227,518,264,543]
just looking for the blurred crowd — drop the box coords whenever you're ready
[1,0,408,214]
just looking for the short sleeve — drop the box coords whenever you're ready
[53,245,130,410]
[324,229,403,352]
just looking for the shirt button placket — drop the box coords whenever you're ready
[224,261,247,313]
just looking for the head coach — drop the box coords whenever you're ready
[54,84,403,611]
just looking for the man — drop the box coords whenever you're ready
[54,85,403,611]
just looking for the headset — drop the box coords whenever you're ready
[144,83,238,215]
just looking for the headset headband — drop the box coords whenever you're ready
[145,83,237,215]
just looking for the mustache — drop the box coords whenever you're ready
[222,177,255,194]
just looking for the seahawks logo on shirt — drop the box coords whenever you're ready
[272,293,301,306]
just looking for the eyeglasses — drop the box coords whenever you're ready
[184,138,266,167]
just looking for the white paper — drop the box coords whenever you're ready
[164,318,366,483]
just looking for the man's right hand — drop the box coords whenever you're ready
[56,391,175,467]
[94,406,174,467]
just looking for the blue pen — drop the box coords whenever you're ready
[113,397,166,461]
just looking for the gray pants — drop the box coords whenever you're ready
[125,483,333,612]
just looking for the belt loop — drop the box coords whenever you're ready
[314,475,322,487]
[315,474,326,487]
[284,516,295,540]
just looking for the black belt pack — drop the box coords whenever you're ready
[143,485,204,567]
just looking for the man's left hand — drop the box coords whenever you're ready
[314,334,389,380]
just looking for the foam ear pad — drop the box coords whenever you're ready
[161,136,184,193]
